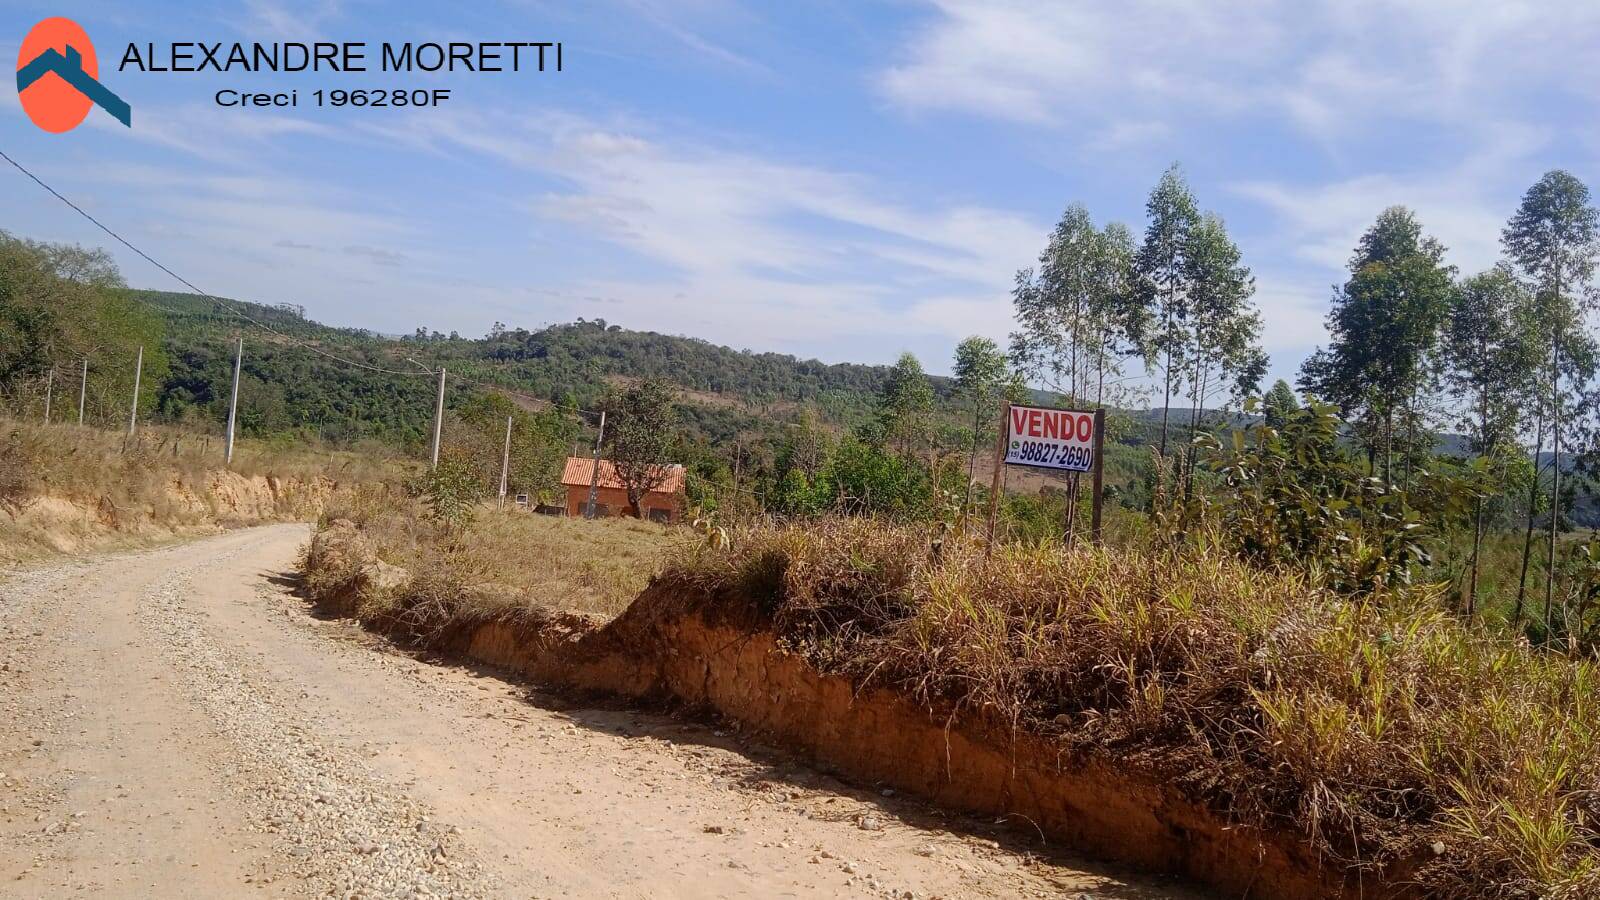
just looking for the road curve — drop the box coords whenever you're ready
[0,524,1202,899]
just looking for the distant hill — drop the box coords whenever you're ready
[136,289,1584,516]
[132,290,969,450]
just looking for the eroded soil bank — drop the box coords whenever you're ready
[1,470,335,563]
[308,522,1417,900]
[5,524,1201,898]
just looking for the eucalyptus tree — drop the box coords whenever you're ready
[1128,165,1200,456]
[1298,207,1454,486]
[1179,212,1266,494]
[877,351,935,457]
[1444,266,1540,616]
[953,335,1011,515]
[1091,222,1138,406]
[1502,170,1600,627]
[1010,204,1137,408]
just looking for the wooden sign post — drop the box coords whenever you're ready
[987,402,1106,551]
[1090,408,1105,545]
[984,402,1011,551]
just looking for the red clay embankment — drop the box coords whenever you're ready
[304,520,1426,899]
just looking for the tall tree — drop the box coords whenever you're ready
[601,378,680,516]
[1502,170,1600,628]
[448,392,578,502]
[1010,205,1138,408]
[1129,165,1200,457]
[877,352,934,456]
[952,336,1010,517]
[1298,207,1454,486]
[1092,222,1139,406]
[1180,212,1266,494]
[1443,266,1540,616]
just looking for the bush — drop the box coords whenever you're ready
[413,454,481,529]
[1194,399,1472,594]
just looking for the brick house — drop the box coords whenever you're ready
[560,457,686,523]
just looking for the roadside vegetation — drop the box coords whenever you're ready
[662,517,1599,898]
[302,487,678,641]
[0,415,397,564]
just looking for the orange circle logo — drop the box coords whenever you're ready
[17,17,100,133]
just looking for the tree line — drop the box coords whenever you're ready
[9,165,1600,639]
[760,164,1600,640]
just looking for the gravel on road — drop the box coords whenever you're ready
[0,524,1201,899]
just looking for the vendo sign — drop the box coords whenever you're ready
[1005,404,1098,472]
[985,401,1106,547]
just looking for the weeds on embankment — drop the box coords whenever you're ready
[662,518,1600,898]
[302,488,678,638]
[0,417,396,563]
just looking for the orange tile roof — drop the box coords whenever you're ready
[560,457,685,495]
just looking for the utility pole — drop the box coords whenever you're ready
[42,367,53,423]
[225,337,242,465]
[498,415,513,510]
[430,367,446,470]
[77,358,87,426]
[584,411,606,518]
[127,346,143,436]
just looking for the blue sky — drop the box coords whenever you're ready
[4,1,1599,386]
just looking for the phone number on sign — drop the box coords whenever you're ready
[1009,440,1095,471]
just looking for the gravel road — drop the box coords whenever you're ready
[0,524,1202,899]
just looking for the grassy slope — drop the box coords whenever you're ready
[306,490,681,628]
[659,519,1600,899]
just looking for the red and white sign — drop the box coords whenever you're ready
[1004,404,1097,472]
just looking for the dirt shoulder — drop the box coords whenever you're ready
[0,525,1199,898]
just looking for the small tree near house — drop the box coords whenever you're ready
[602,378,680,516]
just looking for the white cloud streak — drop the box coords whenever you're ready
[880,0,1600,141]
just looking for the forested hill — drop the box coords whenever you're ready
[473,318,960,407]
[133,289,960,446]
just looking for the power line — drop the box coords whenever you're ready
[1,146,438,378]
[2,144,607,422]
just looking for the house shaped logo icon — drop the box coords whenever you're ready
[16,17,131,132]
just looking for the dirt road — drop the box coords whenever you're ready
[0,525,1202,899]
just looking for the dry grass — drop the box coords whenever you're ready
[303,488,681,644]
[0,416,399,563]
[663,517,1600,899]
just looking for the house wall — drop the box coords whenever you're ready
[563,485,681,521]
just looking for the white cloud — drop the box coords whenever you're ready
[358,108,1044,362]
[1086,120,1172,154]
[880,0,1600,142]
[1250,278,1333,356]
[1231,124,1547,277]
[237,0,345,41]
[619,0,770,74]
